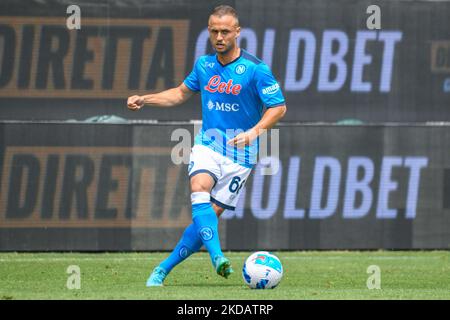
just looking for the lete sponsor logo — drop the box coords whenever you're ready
[204,75,242,95]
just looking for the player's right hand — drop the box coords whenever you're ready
[127,95,144,111]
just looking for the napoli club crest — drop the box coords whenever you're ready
[235,64,246,75]
[199,227,214,241]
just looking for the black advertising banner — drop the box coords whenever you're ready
[0,0,449,122]
[0,122,449,250]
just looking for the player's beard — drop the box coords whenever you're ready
[215,41,235,56]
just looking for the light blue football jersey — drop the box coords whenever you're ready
[184,49,285,168]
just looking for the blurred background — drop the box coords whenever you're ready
[0,0,449,251]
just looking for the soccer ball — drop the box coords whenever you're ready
[242,251,283,289]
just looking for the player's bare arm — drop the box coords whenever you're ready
[228,104,287,148]
[127,83,194,111]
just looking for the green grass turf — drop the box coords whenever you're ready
[0,251,449,300]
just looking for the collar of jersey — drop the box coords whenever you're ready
[215,48,243,67]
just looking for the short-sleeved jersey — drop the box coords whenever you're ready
[183,49,285,168]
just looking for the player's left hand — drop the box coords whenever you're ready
[227,129,259,148]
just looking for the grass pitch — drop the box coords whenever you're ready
[0,251,449,300]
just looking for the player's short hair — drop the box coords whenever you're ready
[210,5,239,26]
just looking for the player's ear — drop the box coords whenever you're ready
[235,26,241,39]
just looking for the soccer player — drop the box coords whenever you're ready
[127,5,286,286]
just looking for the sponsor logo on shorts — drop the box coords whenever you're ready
[199,227,214,241]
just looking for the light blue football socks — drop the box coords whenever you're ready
[147,223,202,286]
[159,223,203,273]
[147,192,232,286]
[191,192,232,277]
[192,202,224,264]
